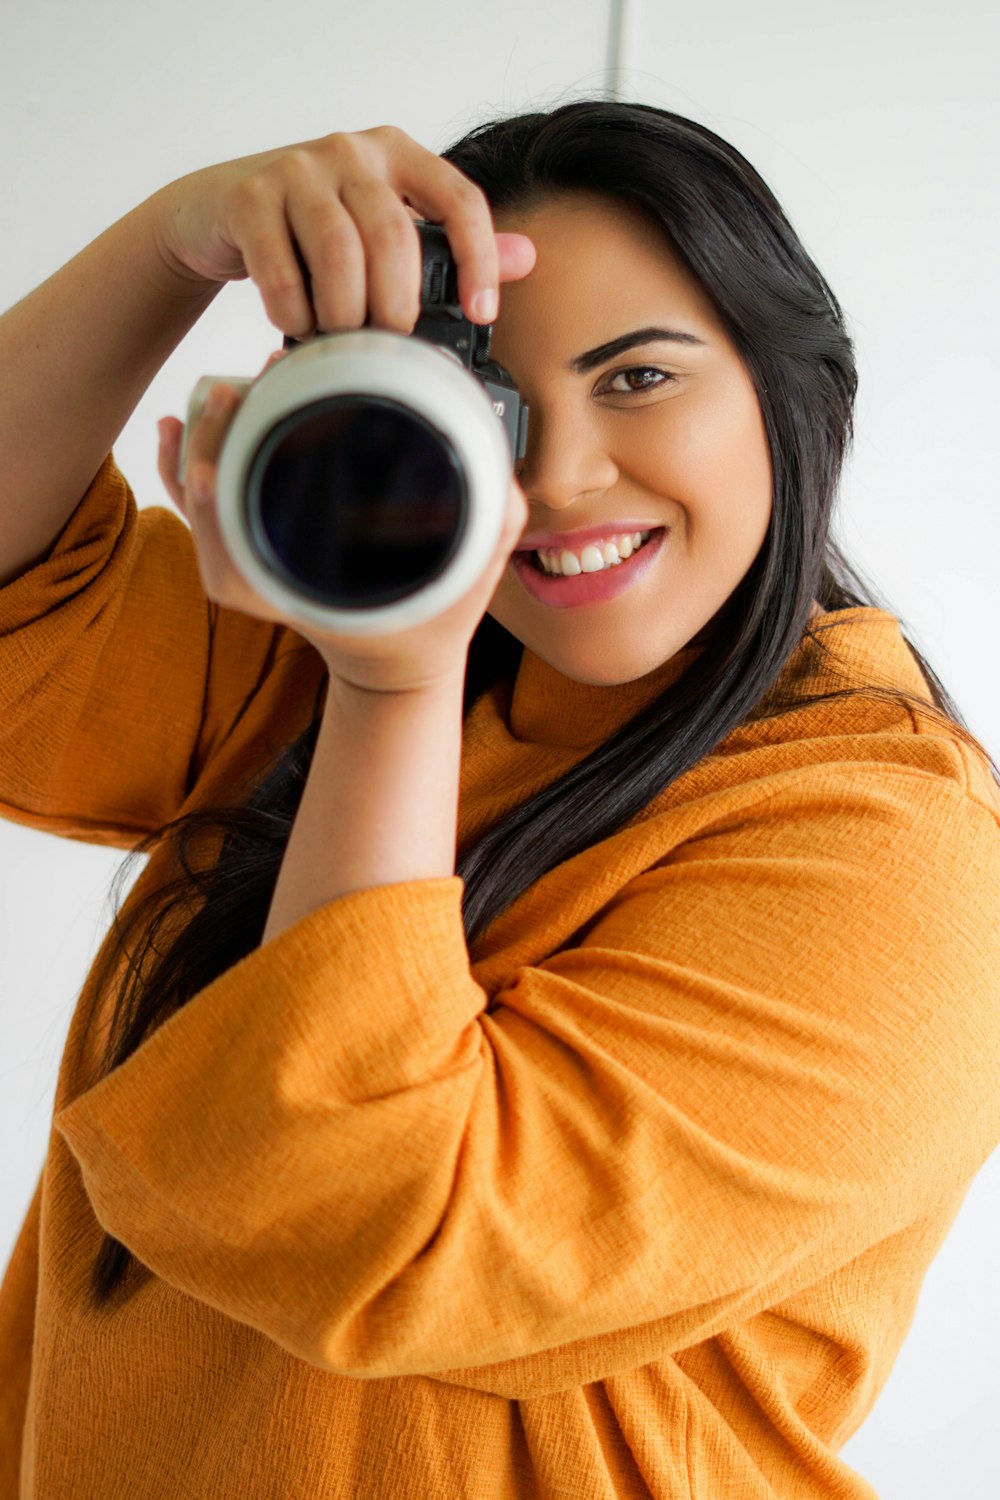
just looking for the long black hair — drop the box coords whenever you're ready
[85,99,997,1306]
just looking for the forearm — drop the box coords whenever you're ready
[0,185,219,589]
[261,670,466,947]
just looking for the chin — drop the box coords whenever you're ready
[533,646,668,688]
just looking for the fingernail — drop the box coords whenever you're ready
[471,289,498,322]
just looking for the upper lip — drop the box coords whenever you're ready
[516,522,666,552]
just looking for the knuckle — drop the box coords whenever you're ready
[367,123,404,145]
[367,210,417,254]
[448,173,487,209]
[273,147,316,184]
[266,271,306,301]
[312,222,358,272]
[306,133,351,174]
[302,196,353,242]
[325,131,371,172]
[229,175,267,216]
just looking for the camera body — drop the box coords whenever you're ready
[180,221,530,637]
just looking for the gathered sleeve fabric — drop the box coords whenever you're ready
[54,761,1000,1384]
[0,453,318,849]
[0,1172,41,1494]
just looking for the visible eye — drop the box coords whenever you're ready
[598,366,676,395]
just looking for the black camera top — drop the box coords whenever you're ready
[411,221,493,370]
[411,222,529,463]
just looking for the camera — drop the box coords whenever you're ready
[179,221,529,636]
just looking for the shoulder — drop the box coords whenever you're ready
[702,604,999,825]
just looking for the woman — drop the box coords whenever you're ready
[1,100,997,1499]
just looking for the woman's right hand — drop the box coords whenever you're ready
[149,126,536,339]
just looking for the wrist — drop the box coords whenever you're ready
[140,181,223,302]
[321,658,468,700]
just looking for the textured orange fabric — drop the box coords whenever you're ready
[2,454,999,1498]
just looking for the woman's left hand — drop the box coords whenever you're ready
[157,362,528,694]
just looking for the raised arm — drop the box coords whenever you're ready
[0,129,534,848]
[0,192,219,589]
[0,125,521,591]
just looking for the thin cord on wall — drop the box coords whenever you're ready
[606,0,637,100]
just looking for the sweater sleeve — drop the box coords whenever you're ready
[0,453,314,849]
[54,766,1000,1382]
[0,1172,41,1494]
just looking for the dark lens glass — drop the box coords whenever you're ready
[244,396,467,609]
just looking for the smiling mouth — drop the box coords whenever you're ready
[524,528,664,575]
[509,525,669,609]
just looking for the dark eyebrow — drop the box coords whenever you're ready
[568,325,706,375]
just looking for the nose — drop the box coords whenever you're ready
[514,405,619,513]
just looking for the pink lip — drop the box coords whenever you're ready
[517,521,665,552]
[510,527,668,609]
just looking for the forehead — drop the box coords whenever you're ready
[495,189,673,251]
[491,192,724,345]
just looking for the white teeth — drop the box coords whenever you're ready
[536,530,652,577]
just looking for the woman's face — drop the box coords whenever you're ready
[486,192,777,685]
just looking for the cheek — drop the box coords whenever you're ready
[628,388,772,555]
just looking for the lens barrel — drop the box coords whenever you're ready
[208,330,512,637]
[246,394,468,610]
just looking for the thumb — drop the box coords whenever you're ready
[157,416,186,511]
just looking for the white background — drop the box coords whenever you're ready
[1,2,997,1495]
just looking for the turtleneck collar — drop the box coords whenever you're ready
[504,608,918,751]
[508,640,705,750]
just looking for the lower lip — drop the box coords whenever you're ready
[510,528,668,609]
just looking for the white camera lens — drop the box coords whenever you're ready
[191,330,511,638]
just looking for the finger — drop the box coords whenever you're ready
[157,418,185,511]
[387,146,500,324]
[339,180,422,333]
[285,196,367,332]
[496,232,537,285]
[228,187,317,338]
[183,383,242,501]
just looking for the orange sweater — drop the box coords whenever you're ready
[2,454,998,1499]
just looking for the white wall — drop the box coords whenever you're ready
[1,3,997,1495]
